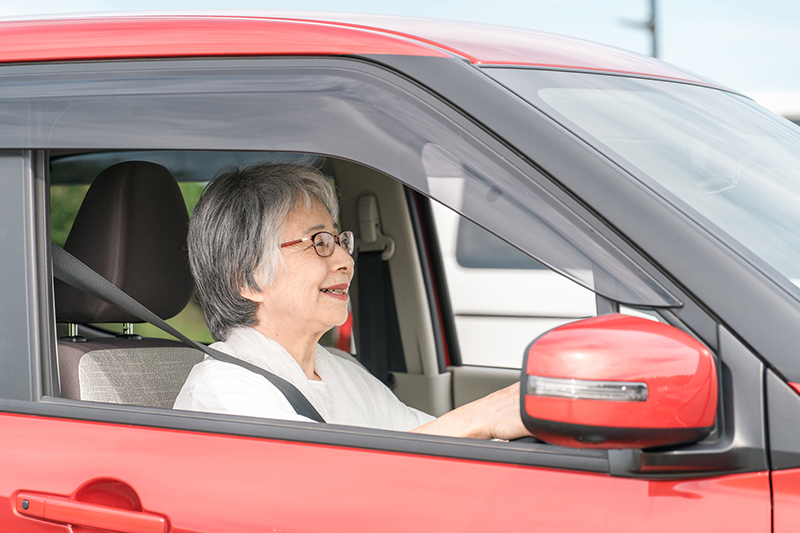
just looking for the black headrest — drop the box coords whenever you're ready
[55,161,194,324]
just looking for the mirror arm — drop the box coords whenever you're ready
[608,440,765,479]
[595,294,619,315]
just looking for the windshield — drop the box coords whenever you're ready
[486,68,800,292]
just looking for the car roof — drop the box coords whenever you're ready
[0,11,719,87]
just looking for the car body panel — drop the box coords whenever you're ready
[0,413,771,532]
[773,469,800,533]
[1,13,720,88]
[266,11,722,84]
[0,16,451,64]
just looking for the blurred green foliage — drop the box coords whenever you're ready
[50,185,89,247]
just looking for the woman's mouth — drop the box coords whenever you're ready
[321,284,349,300]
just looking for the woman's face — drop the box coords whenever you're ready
[244,199,354,343]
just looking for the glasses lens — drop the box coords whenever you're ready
[339,231,354,255]
[313,232,335,257]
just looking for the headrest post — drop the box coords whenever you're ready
[59,323,87,343]
[117,323,142,341]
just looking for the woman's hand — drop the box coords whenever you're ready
[411,382,532,440]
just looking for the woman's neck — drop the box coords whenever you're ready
[252,324,322,380]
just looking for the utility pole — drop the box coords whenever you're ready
[620,0,659,58]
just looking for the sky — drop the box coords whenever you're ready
[3,0,800,114]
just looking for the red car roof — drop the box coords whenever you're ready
[0,13,715,86]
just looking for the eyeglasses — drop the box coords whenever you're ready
[280,230,355,257]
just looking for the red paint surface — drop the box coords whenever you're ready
[335,311,353,353]
[789,382,800,396]
[525,314,718,429]
[773,468,800,533]
[0,17,450,64]
[0,412,770,532]
[16,492,166,533]
[295,13,717,83]
[0,14,721,88]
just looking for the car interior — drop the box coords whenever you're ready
[49,149,524,421]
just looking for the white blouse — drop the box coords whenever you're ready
[173,327,434,431]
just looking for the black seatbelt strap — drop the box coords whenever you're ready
[51,243,326,424]
[356,251,389,384]
[356,251,405,387]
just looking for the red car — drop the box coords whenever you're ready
[1,12,799,532]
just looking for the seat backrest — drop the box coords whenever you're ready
[58,338,204,409]
[55,161,203,407]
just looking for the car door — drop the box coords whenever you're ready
[0,54,773,532]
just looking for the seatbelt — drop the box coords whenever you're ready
[50,243,326,424]
[356,252,406,386]
[356,251,390,384]
[354,195,405,386]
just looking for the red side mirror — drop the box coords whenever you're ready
[521,314,718,449]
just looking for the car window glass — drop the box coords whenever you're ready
[419,141,677,308]
[454,216,547,270]
[486,67,800,300]
[431,200,595,368]
[0,58,676,308]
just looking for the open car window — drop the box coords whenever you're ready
[0,55,698,473]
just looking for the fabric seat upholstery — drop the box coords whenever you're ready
[55,161,203,407]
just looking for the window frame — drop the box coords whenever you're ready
[0,55,763,476]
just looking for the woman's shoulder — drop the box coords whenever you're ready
[173,356,301,417]
[178,356,279,397]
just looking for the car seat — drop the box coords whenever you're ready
[54,160,204,409]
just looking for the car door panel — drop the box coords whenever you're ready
[0,411,772,532]
[773,469,800,533]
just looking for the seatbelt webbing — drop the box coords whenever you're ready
[50,243,326,424]
[356,251,405,387]
[356,251,389,384]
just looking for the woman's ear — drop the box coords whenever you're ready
[240,285,266,303]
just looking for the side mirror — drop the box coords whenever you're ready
[521,314,717,449]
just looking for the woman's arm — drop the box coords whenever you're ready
[410,382,531,440]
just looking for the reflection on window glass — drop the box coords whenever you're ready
[456,217,546,270]
[432,201,595,368]
[421,142,678,307]
[486,67,800,293]
[50,151,322,184]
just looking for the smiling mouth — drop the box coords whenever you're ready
[321,287,348,295]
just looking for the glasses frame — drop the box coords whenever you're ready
[280,230,354,257]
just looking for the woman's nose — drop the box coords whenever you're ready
[330,240,354,272]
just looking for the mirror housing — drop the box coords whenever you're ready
[521,314,717,449]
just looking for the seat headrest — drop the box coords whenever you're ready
[55,161,194,324]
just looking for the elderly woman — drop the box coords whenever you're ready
[174,163,528,440]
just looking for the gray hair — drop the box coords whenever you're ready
[188,163,339,341]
